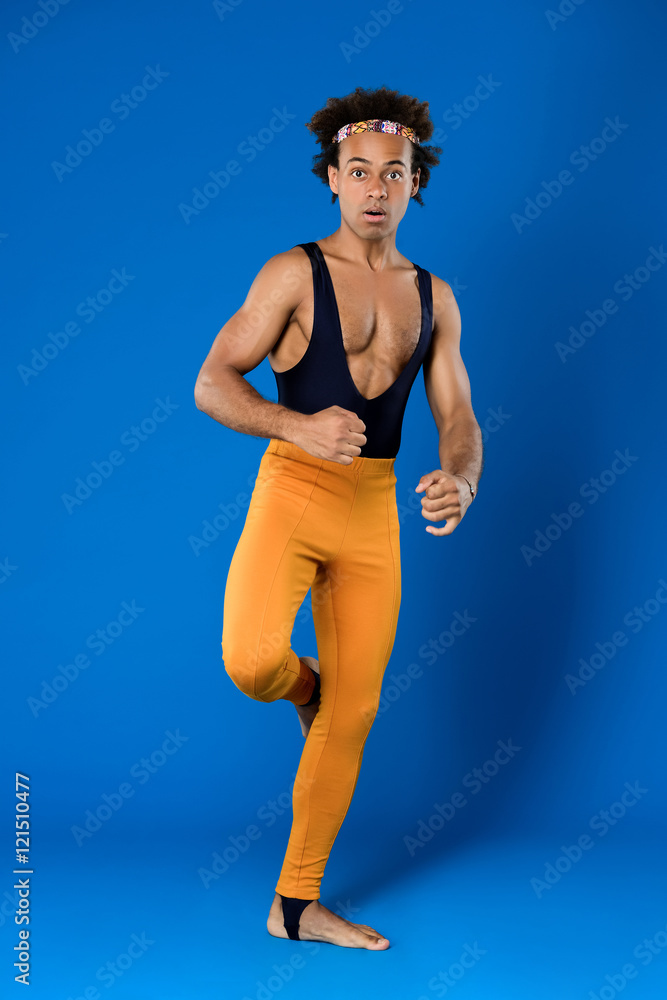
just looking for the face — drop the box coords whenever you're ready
[327,131,420,238]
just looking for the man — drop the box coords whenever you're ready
[194,85,483,951]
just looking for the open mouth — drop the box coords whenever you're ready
[363,209,386,221]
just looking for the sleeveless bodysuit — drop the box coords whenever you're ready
[271,241,434,458]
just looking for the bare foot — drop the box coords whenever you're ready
[294,656,320,737]
[267,893,390,950]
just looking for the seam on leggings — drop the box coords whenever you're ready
[378,481,400,684]
[293,474,360,883]
[250,464,323,699]
[291,572,338,891]
[329,473,361,565]
[294,480,399,887]
[335,484,399,830]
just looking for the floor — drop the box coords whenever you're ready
[12,827,667,998]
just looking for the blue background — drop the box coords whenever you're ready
[3,0,667,996]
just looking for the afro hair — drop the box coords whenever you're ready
[304,84,442,207]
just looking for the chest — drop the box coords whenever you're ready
[327,266,424,366]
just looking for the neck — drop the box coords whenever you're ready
[321,221,401,272]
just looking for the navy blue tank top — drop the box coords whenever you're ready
[272,241,433,458]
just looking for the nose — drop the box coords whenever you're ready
[366,179,387,200]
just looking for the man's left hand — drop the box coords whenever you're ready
[415,470,472,536]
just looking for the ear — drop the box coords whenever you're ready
[328,162,339,195]
[411,166,421,197]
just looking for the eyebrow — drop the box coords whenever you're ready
[344,156,408,168]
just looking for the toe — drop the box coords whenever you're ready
[353,923,389,946]
[366,934,390,950]
[355,922,385,937]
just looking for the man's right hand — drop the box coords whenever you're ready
[293,406,367,464]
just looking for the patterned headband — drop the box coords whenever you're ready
[332,119,421,146]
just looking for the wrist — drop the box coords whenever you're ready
[281,408,308,448]
[451,472,476,502]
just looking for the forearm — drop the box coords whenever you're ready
[194,366,304,443]
[437,415,484,490]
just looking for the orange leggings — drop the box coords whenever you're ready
[221,437,401,900]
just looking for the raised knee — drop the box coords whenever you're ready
[221,639,287,701]
[222,652,257,698]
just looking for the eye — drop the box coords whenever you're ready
[351,169,402,179]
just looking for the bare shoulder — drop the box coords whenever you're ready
[196,245,315,379]
[426,271,461,342]
[249,244,312,299]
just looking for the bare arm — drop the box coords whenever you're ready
[194,249,309,442]
[423,275,483,491]
[416,275,483,535]
[194,248,367,463]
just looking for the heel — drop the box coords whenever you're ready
[298,663,320,707]
[279,894,316,940]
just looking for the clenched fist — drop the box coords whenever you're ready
[415,470,473,535]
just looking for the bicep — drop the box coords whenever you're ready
[197,251,309,381]
[422,278,473,429]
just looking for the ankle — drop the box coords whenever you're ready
[278,894,318,939]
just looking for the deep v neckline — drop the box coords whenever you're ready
[312,241,425,403]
